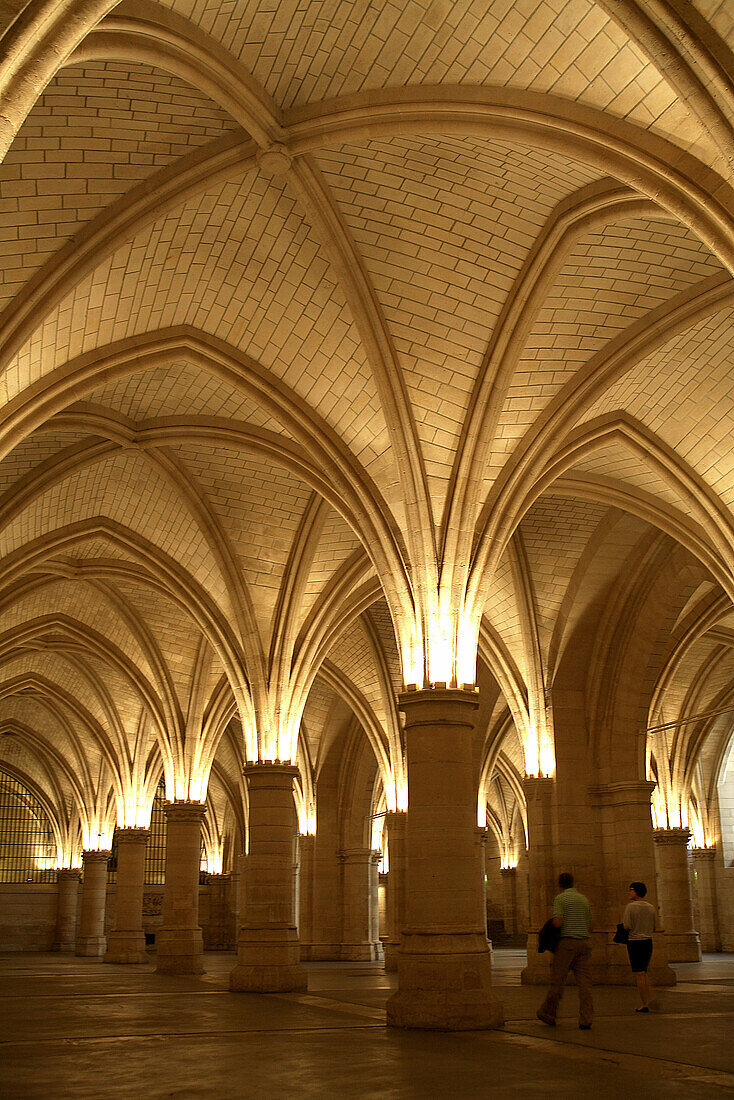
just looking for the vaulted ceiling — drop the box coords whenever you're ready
[0,0,733,855]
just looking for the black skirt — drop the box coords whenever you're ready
[627,938,653,973]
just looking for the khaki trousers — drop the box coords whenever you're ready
[540,937,593,1025]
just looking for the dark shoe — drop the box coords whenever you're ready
[537,1009,556,1026]
[636,1006,649,1013]
[579,1023,592,1030]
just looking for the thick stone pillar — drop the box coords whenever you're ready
[386,688,503,1030]
[339,848,382,961]
[521,776,556,984]
[156,802,206,974]
[53,868,80,952]
[230,763,307,992]
[203,873,234,950]
[691,847,720,952]
[384,811,406,972]
[105,828,149,964]
[297,834,315,959]
[500,867,517,936]
[654,828,702,962]
[76,850,111,957]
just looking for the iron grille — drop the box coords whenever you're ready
[0,771,56,883]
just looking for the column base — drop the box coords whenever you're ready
[665,931,702,962]
[340,942,383,962]
[104,930,148,964]
[52,940,76,953]
[230,926,307,992]
[386,930,503,1031]
[303,942,342,961]
[384,941,398,971]
[155,928,204,974]
[75,936,106,957]
[521,931,677,985]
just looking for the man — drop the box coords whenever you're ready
[537,872,593,1030]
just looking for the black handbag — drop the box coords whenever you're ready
[613,922,629,944]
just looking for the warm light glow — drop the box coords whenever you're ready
[477,797,487,828]
[118,794,151,829]
[650,784,685,830]
[427,612,453,685]
[385,775,408,813]
[167,773,207,805]
[456,611,480,687]
[371,813,385,853]
[202,848,223,874]
[539,737,556,778]
[35,855,56,871]
[400,624,422,689]
[524,730,556,778]
[81,823,114,851]
[297,801,316,836]
[524,739,540,777]
[501,853,518,870]
[689,812,705,849]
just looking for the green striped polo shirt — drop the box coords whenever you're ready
[553,887,591,938]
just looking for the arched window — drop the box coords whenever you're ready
[0,771,56,883]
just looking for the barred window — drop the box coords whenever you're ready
[145,782,167,885]
[0,771,56,883]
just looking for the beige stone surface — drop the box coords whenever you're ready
[0,0,733,1030]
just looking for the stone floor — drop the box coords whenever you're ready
[2,949,733,1098]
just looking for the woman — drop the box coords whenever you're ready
[623,881,656,1012]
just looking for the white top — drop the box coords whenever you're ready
[623,899,656,940]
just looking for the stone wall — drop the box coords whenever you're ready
[0,884,58,951]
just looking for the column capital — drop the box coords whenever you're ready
[244,762,300,787]
[398,686,479,726]
[115,827,150,846]
[499,866,517,878]
[339,847,381,864]
[56,867,81,882]
[82,849,111,864]
[691,845,717,860]
[163,800,207,823]
[589,781,656,806]
[653,827,691,846]
[522,775,555,797]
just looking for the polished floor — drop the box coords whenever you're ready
[2,949,733,1098]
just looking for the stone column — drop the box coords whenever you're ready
[297,834,315,960]
[691,847,720,952]
[582,782,675,986]
[203,873,234,950]
[230,763,307,992]
[53,868,81,952]
[500,867,517,936]
[76,850,111,957]
[654,828,702,962]
[339,848,382,961]
[386,688,503,1030]
[520,776,556,984]
[156,801,206,974]
[105,828,149,964]
[384,811,406,972]
[476,827,489,941]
